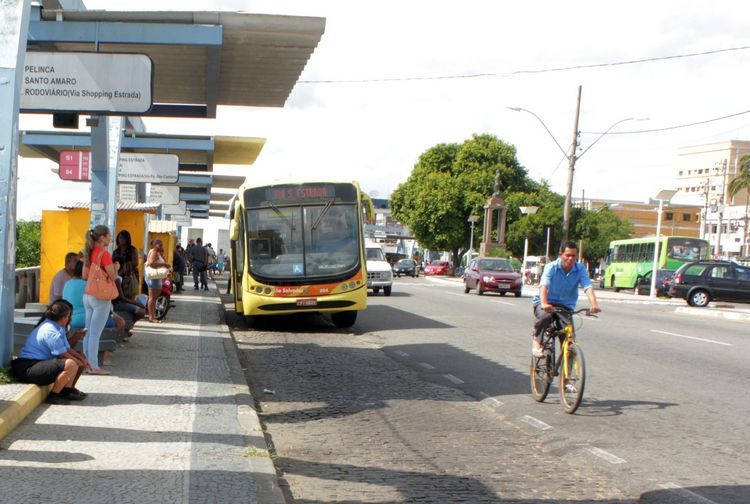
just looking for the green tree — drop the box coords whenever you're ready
[574,207,632,264]
[504,182,566,257]
[728,154,750,256]
[16,220,42,268]
[391,134,538,264]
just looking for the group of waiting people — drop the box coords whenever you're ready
[12,225,173,404]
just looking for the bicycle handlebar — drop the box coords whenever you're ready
[553,307,598,317]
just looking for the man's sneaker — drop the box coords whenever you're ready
[46,392,70,405]
[532,342,545,358]
[62,387,87,401]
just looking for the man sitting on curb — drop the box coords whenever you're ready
[12,300,92,404]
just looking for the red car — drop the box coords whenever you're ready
[463,257,522,297]
[423,260,454,276]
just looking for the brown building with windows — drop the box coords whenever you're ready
[574,198,702,238]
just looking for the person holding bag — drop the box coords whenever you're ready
[145,239,170,323]
[82,225,118,375]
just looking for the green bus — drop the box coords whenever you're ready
[603,236,710,291]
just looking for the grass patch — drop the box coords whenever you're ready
[0,365,15,384]
[242,446,276,459]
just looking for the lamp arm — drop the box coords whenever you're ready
[578,118,633,159]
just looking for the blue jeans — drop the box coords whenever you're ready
[83,294,112,369]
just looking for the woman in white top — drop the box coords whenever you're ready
[145,239,170,323]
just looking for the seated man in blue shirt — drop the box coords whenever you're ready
[532,241,601,357]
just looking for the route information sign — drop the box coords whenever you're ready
[58,151,178,183]
[21,52,153,114]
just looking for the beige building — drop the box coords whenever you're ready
[675,140,750,208]
[575,198,702,238]
[675,140,750,255]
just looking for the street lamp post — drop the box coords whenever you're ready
[519,206,539,275]
[508,97,648,241]
[650,190,677,298]
[468,215,479,252]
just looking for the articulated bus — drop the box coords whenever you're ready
[228,180,374,328]
[603,236,710,291]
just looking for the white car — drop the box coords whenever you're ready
[366,246,392,296]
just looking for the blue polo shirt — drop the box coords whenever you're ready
[18,320,70,361]
[532,258,592,310]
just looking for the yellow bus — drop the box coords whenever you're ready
[228,180,373,327]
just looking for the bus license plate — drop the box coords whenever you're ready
[297,298,318,307]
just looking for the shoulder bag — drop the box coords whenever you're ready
[145,252,170,280]
[85,249,118,300]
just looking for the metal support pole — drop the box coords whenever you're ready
[545,226,551,259]
[563,85,582,241]
[0,0,31,366]
[469,222,475,252]
[522,237,529,275]
[90,115,123,245]
[650,199,664,299]
[714,159,728,257]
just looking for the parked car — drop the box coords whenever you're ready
[463,257,522,297]
[634,269,675,296]
[669,260,750,307]
[423,260,454,276]
[393,258,419,277]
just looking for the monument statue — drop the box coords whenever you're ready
[493,171,503,196]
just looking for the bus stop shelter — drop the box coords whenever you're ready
[0,0,325,364]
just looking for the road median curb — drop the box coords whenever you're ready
[0,383,49,442]
[675,306,750,322]
[215,283,287,504]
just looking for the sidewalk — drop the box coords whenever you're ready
[424,275,750,321]
[0,283,282,504]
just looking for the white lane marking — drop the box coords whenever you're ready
[520,415,552,431]
[393,350,410,357]
[443,291,517,306]
[588,447,626,464]
[418,362,435,370]
[478,391,504,406]
[443,374,465,385]
[649,329,732,347]
[659,483,720,504]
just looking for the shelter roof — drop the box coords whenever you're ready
[29,8,326,116]
[58,201,160,212]
[20,131,264,168]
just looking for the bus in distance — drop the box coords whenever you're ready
[603,236,710,291]
[228,180,373,328]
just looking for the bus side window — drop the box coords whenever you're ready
[237,214,246,275]
[624,244,632,262]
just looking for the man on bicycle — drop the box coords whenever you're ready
[532,241,600,357]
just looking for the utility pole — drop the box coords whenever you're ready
[715,159,728,257]
[563,85,582,242]
[700,178,710,240]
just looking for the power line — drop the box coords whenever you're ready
[299,45,750,84]
[581,109,750,135]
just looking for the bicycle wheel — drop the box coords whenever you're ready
[530,352,552,402]
[560,342,586,414]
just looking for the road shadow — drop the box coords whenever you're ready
[274,457,750,503]
[386,342,531,397]
[576,398,679,417]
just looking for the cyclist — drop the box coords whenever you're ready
[532,241,600,357]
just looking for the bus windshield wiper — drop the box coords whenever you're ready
[268,202,295,230]
[311,199,335,232]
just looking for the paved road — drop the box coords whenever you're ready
[225,277,750,503]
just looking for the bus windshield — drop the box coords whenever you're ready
[667,237,708,261]
[246,203,360,281]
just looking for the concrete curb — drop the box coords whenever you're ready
[0,383,49,441]
[215,284,287,504]
[675,306,750,322]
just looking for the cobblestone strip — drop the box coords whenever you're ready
[226,310,637,504]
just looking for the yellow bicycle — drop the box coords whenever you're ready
[530,307,594,414]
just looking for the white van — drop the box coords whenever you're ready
[365,245,392,296]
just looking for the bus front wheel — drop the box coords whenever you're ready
[331,311,357,328]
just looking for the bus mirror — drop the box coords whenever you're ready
[229,220,239,241]
[361,193,376,224]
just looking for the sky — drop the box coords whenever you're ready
[16,0,750,242]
